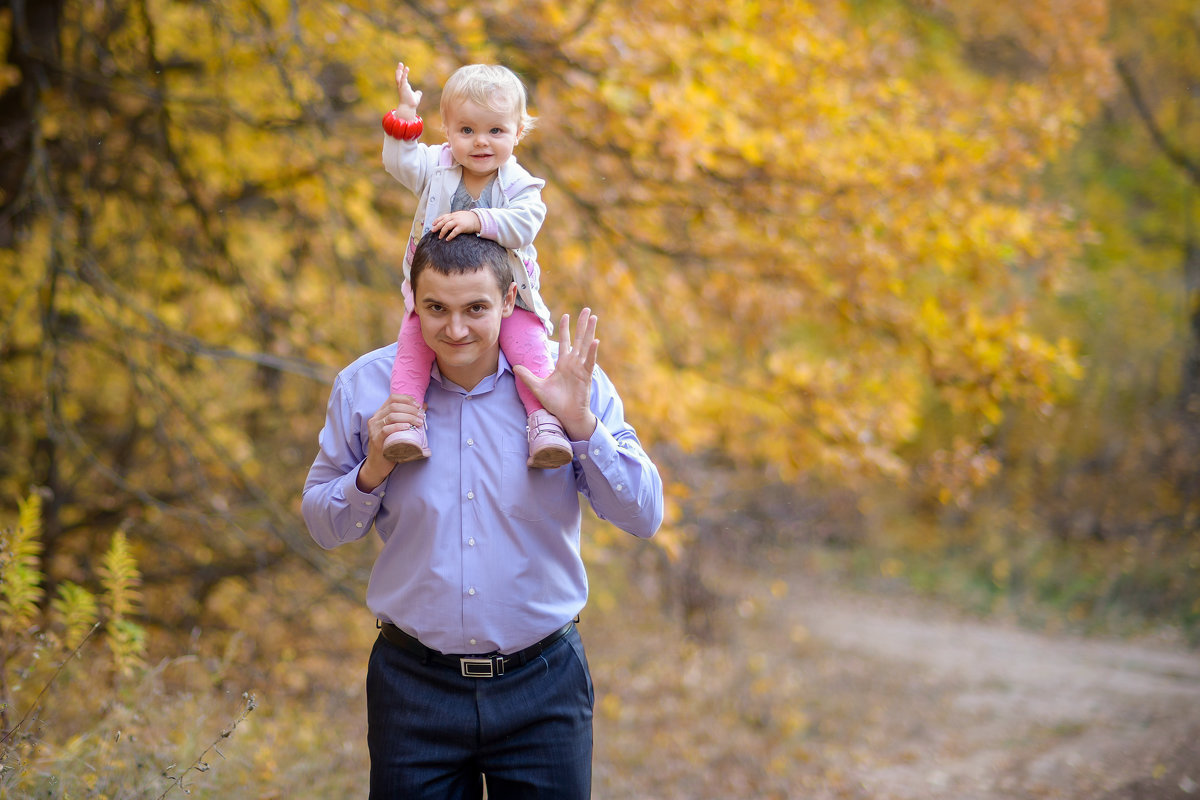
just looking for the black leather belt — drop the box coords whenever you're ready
[377,620,575,678]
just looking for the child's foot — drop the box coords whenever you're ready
[526,409,572,469]
[383,424,431,463]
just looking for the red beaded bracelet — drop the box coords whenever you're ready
[383,111,423,141]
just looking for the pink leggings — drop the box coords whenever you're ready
[390,306,551,414]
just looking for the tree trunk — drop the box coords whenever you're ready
[0,0,65,246]
[1177,234,1200,528]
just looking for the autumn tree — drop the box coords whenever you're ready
[1107,0,1200,501]
[848,0,1200,634]
[967,0,1200,543]
[0,0,1114,639]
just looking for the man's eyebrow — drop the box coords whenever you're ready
[418,295,493,306]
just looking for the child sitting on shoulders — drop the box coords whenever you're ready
[380,61,571,469]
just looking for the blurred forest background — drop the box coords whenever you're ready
[1,0,1198,796]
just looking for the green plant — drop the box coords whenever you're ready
[100,530,147,678]
[0,492,158,794]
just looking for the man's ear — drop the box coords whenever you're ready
[501,282,518,317]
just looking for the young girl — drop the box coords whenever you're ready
[380,62,572,469]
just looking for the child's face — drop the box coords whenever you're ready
[444,98,523,182]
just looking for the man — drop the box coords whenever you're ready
[302,231,663,799]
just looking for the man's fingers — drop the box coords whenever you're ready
[513,364,541,390]
[575,309,596,358]
[557,313,572,354]
[556,309,597,366]
[584,311,598,345]
[571,311,583,353]
[571,308,591,353]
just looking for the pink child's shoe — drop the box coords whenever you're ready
[526,409,572,469]
[382,424,430,463]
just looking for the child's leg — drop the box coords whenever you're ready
[391,310,434,402]
[384,311,434,463]
[498,307,552,415]
[500,308,572,469]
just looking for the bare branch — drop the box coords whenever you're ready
[1115,57,1200,186]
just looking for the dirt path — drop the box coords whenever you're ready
[790,583,1200,799]
[590,561,1200,799]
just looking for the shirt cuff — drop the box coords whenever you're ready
[573,425,618,470]
[473,208,498,239]
[344,463,386,531]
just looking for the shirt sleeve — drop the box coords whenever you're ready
[571,365,664,539]
[301,374,386,549]
[473,172,547,250]
[381,135,435,194]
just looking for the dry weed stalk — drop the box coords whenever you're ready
[0,621,100,750]
[156,692,257,799]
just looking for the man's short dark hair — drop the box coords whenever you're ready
[410,231,513,298]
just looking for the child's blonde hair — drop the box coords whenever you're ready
[440,64,537,139]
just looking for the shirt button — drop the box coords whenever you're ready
[355,522,364,528]
[468,588,476,596]
[470,638,477,646]
[615,484,624,492]
[593,448,601,456]
[467,439,475,446]
[579,453,587,461]
[467,491,475,500]
[468,538,476,546]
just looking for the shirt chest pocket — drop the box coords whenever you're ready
[499,433,572,521]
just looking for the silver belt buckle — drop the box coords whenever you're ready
[460,657,500,678]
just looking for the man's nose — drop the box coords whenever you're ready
[446,314,470,338]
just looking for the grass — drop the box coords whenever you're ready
[828,506,1200,646]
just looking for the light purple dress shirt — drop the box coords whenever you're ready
[302,344,663,655]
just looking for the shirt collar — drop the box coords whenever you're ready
[430,350,514,396]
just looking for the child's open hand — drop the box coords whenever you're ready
[431,211,482,240]
[394,62,423,118]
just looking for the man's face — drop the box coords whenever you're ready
[413,266,516,391]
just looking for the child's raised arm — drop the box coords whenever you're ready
[394,62,423,120]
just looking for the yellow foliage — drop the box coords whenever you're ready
[51,581,100,650]
[0,0,1129,704]
[99,532,146,677]
[0,494,44,636]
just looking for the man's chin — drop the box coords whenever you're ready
[432,345,482,370]
[436,343,475,359]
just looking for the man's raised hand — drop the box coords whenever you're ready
[514,308,600,442]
